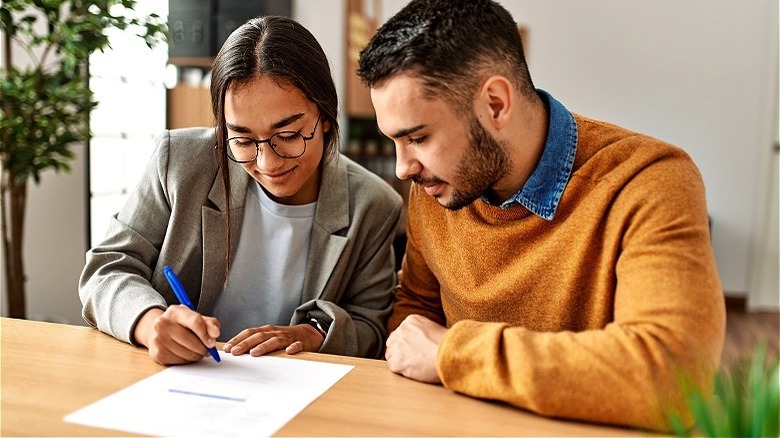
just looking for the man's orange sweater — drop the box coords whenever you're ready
[389,115,726,431]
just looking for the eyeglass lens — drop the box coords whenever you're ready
[228,132,306,161]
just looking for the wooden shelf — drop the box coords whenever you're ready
[167,84,214,129]
[168,57,214,68]
[345,0,380,118]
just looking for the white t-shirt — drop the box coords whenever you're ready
[213,181,317,341]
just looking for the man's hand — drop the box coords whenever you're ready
[133,305,221,365]
[223,324,324,357]
[385,314,447,384]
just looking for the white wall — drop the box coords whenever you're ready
[747,39,779,311]
[22,152,88,324]
[294,0,347,149]
[0,162,87,325]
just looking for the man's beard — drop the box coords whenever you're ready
[413,114,510,211]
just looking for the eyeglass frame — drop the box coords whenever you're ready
[223,113,321,163]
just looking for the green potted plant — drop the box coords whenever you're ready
[670,342,780,437]
[0,0,165,319]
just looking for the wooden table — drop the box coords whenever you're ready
[1,318,642,436]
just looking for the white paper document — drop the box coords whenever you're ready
[64,354,353,437]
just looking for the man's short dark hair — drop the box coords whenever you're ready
[357,0,535,113]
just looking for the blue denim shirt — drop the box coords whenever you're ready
[481,89,577,220]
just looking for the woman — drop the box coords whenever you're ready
[79,16,402,365]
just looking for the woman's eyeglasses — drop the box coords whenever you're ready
[224,114,321,162]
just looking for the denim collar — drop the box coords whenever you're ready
[481,89,577,220]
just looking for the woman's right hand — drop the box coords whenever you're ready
[133,305,221,365]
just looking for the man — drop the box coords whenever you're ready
[357,0,725,431]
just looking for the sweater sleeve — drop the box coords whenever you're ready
[388,185,446,332]
[79,131,174,344]
[436,155,726,431]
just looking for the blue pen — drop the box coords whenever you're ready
[163,265,221,363]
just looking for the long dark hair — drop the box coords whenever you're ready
[210,16,339,274]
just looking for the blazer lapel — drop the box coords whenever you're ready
[301,156,350,303]
[199,162,249,314]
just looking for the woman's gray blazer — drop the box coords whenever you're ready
[79,128,403,359]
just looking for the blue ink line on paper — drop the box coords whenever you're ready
[168,388,246,402]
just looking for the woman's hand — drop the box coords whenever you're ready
[133,305,221,365]
[223,324,324,357]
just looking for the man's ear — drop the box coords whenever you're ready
[476,75,513,130]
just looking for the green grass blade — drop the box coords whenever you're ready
[670,340,780,438]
